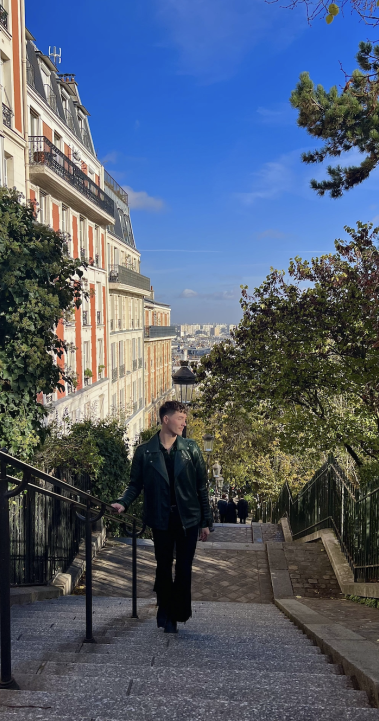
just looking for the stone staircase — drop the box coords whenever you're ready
[1,592,378,720]
[1,522,378,720]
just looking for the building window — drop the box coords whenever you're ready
[29,109,39,137]
[39,191,47,224]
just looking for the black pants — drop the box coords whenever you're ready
[239,517,247,524]
[152,507,198,623]
[220,514,227,523]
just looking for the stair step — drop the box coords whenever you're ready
[36,651,339,674]
[12,673,366,707]
[0,692,377,720]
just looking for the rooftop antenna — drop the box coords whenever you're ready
[49,46,61,66]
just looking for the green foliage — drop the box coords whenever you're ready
[197,222,379,478]
[35,417,131,505]
[189,406,320,502]
[346,594,379,608]
[0,187,85,458]
[290,42,379,197]
[140,425,160,442]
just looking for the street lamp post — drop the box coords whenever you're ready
[172,360,197,438]
[202,433,214,490]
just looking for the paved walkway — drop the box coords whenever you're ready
[90,523,272,603]
[299,597,379,644]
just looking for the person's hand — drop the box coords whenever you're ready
[199,527,210,542]
[111,503,125,514]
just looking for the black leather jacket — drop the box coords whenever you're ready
[116,432,212,531]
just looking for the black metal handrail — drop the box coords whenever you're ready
[257,454,379,584]
[28,136,115,218]
[0,450,145,689]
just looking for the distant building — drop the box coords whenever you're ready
[144,297,175,427]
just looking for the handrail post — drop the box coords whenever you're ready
[132,517,138,619]
[83,499,95,643]
[0,458,13,688]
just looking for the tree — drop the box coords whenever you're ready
[189,406,320,502]
[197,222,379,474]
[0,188,85,457]
[290,41,379,198]
[270,0,379,26]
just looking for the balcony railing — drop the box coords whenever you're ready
[104,170,128,204]
[97,311,101,325]
[132,359,137,371]
[139,398,143,409]
[112,367,118,382]
[133,401,138,413]
[138,358,143,369]
[144,325,177,339]
[0,4,7,29]
[29,136,115,218]
[82,310,89,326]
[110,319,114,331]
[108,264,150,293]
[119,364,125,378]
[2,104,12,129]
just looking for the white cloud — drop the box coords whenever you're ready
[238,152,297,205]
[181,288,198,297]
[124,186,165,212]
[100,151,119,165]
[180,288,236,300]
[155,0,305,82]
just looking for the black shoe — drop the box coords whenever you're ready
[157,607,168,629]
[164,618,178,634]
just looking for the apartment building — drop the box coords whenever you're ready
[144,296,175,427]
[26,32,114,423]
[104,172,148,443]
[0,0,26,194]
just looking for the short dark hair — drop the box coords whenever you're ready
[222,494,226,499]
[159,400,187,422]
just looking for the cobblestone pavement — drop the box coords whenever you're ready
[299,597,379,644]
[283,540,342,599]
[210,524,252,543]
[91,540,273,604]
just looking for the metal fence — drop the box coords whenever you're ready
[9,467,91,586]
[257,456,379,583]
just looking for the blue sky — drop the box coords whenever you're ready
[28,1,377,323]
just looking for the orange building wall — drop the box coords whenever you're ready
[43,122,52,142]
[11,0,22,133]
[90,283,97,383]
[52,203,59,232]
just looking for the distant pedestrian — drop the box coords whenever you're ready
[237,496,249,524]
[217,494,228,523]
[225,497,237,524]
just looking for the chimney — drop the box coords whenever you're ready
[150,285,154,300]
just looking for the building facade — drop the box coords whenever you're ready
[1,10,175,436]
[104,172,148,442]
[26,33,113,424]
[144,297,175,427]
